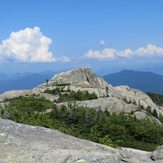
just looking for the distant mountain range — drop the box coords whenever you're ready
[1,69,163,94]
[0,73,10,81]
[0,71,56,93]
[104,70,163,94]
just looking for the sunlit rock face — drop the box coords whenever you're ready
[36,67,120,98]
[0,118,153,163]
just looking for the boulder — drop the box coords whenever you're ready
[0,118,152,163]
[151,145,163,161]
[133,111,161,124]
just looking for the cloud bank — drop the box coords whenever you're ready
[0,27,55,62]
[85,44,163,60]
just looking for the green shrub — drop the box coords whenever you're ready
[4,96,163,151]
[58,90,98,102]
[147,92,163,106]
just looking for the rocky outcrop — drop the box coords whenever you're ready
[0,90,31,102]
[36,67,120,98]
[49,68,109,89]
[76,97,138,114]
[151,145,163,161]
[133,111,162,124]
[0,118,153,163]
[56,98,161,124]
[116,86,162,116]
[0,68,162,124]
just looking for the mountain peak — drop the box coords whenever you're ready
[104,69,163,94]
[49,67,108,89]
[35,67,120,98]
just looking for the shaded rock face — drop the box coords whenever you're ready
[0,118,152,163]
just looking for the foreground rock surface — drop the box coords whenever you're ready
[0,118,153,163]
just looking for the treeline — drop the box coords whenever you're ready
[1,96,163,151]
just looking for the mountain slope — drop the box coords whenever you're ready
[1,67,163,160]
[104,70,163,94]
[0,73,9,81]
[1,68,162,122]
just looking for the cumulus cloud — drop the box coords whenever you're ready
[86,48,132,60]
[0,27,55,62]
[136,44,163,56]
[100,40,106,47]
[86,48,117,60]
[85,44,163,60]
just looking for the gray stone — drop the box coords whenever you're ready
[151,145,163,161]
[36,67,121,98]
[76,97,138,114]
[0,118,153,163]
[133,111,161,124]
[116,86,162,116]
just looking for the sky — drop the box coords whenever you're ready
[0,0,163,74]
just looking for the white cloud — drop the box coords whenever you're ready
[56,56,71,62]
[135,44,163,56]
[86,48,132,60]
[86,48,117,59]
[85,44,163,60]
[100,40,106,47]
[0,27,55,62]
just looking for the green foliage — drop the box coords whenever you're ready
[58,90,98,102]
[44,87,63,95]
[0,109,4,118]
[4,96,163,151]
[45,87,98,102]
[56,83,71,86]
[146,106,159,118]
[123,97,133,104]
[7,96,54,123]
[147,92,163,106]
[152,109,158,118]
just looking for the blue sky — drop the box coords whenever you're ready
[0,0,163,74]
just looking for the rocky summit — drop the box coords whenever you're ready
[0,67,163,162]
[36,67,120,98]
[1,67,161,123]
